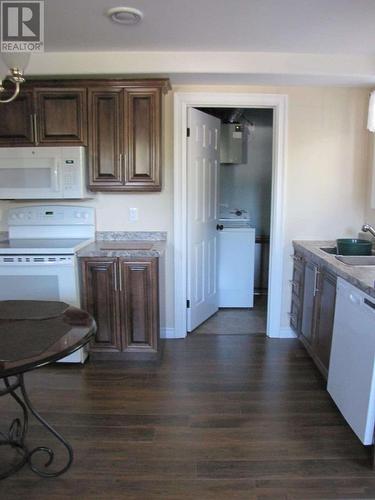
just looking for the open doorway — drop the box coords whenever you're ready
[173,92,288,339]
[188,107,273,335]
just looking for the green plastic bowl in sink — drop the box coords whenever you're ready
[336,238,372,256]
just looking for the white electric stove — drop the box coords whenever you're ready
[0,205,95,363]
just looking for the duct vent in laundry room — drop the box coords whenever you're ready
[220,123,247,164]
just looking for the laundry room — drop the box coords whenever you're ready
[192,107,273,335]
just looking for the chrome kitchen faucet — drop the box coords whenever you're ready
[362,224,375,238]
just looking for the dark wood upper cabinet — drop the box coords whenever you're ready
[0,90,34,145]
[88,88,124,187]
[88,82,166,192]
[124,87,161,191]
[0,87,87,146]
[0,78,170,191]
[34,88,87,145]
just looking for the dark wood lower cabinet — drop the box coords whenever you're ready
[80,258,121,352]
[120,259,159,353]
[290,250,337,379]
[314,269,336,374]
[80,256,160,359]
[300,260,318,348]
[289,253,304,333]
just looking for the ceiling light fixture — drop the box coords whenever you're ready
[107,6,143,25]
[0,53,30,104]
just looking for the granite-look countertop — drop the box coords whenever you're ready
[77,231,167,258]
[293,240,375,299]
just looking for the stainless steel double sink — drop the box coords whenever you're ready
[320,247,375,266]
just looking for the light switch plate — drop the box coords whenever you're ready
[129,207,138,222]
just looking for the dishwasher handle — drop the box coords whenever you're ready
[364,298,375,311]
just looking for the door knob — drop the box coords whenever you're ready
[216,224,224,231]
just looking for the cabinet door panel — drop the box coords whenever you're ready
[35,89,87,145]
[0,91,34,145]
[290,295,301,333]
[119,258,159,352]
[88,88,124,187]
[301,261,318,346]
[80,258,121,351]
[315,270,336,371]
[124,88,161,191]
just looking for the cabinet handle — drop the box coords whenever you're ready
[33,113,39,145]
[119,153,127,170]
[313,267,320,297]
[291,254,303,262]
[123,153,126,167]
[118,264,122,292]
[30,114,35,143]
[113,266,118,291]
[289,279,299,292]
[364,298,375,310]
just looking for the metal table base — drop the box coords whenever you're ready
[0,374,73,479]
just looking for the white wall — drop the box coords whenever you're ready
[220,109,273,236]
[0,83,370,333]
[365,135,375,226]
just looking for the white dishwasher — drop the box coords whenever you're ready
[327,277,375,445]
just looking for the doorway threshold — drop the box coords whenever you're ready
[191,296,267,335]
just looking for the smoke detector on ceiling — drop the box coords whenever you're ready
[107,7,144,25]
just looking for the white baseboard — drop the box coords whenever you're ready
[160,327,178,339]
[278,327,298,338]
[162,326,296,339]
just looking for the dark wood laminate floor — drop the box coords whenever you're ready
[1,335,375,499]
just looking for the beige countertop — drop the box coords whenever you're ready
[77,239,166,258]
[293,240,375,299]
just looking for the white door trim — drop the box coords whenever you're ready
[173,92,288,338]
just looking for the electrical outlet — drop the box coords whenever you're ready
[129,207,138,222]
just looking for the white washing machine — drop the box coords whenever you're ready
[218,209,255,308]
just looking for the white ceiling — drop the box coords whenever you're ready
[45,0,375,54]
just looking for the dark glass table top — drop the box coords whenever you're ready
[0,301,96,378]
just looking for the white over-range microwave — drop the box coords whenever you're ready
[0,146,93,199]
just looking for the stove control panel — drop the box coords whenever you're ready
[7,206,95,226]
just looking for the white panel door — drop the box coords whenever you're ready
[187,108,221,331]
